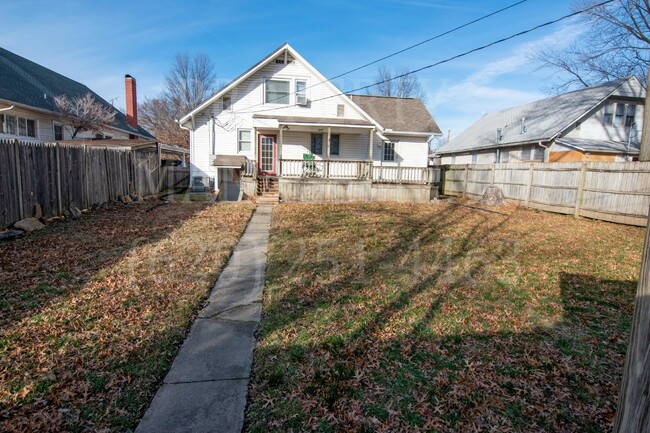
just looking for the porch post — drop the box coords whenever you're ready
[368,128,374,161]
[278,125,283,177]
[326,126,331,178]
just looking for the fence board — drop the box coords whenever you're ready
[0,139,160,229]
[443,162,650,226]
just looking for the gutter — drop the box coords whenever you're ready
[0,105,15,112]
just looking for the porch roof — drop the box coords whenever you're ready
[252,114,374,128]
[213,154,247,168]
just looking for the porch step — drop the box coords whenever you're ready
[257,195,280,204]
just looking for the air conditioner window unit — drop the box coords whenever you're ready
[296,95,308,106]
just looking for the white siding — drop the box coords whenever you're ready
[565,98,644,143]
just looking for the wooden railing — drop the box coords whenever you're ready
[279,159,434,184]
[243,159,256,177]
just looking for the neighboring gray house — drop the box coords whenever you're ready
[438,77,645,164]
[0,47,154,142]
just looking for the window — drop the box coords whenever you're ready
[383,142,395,161]
[337,104,345,117]
[238,129,252,152]
[265,79,290,104]
[223,96,231,111]
[614,103,625,126]
[626,104,636,127]
[330,134,340,156]
[500,149,510,163]
[296,80,307,105]
[521,145,531,160]
[1,114,34,137]
[534,146,545,161]
[54,124,64,141]
[471,152,478,163]
[604,103,614,125]
[311,133,323,155]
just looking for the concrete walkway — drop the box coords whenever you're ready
[136,205,272,433]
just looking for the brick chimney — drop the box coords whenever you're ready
[125,74,138,131]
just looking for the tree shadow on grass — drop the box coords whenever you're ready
[247,203,639,433]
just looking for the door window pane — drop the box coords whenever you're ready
[261,136,274,172]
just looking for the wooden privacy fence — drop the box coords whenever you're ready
[160,166,190,190]
[0,139,160,229]
[443,162,650,226]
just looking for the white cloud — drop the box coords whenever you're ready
[428,21,587,138]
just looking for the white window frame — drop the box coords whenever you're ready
[295,79,308,106]
[1,114,37,138]
[264,78,291,105]
[238,128,252,153]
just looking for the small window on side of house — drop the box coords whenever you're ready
[471,152,478,163]
[238,129,252,152]
[626,104,636,127]
[54,123,64,141]
[501,149,510,163]
[614,103,625,126]
[604,103,614,125]
[330,134,340,156]
[575,121,581,130]
[534,146,545,161]
[383,142,395,161]
[223,96,231,111]
[26,119,36,138]
[521,145,531,160]
[337,104,345,117]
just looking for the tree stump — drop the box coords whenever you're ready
[478,186,506,206]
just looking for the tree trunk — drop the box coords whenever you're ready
[639,67,650,161]
[614,205,650,431]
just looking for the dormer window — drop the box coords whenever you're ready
[222,96,231,111]
[275,59,285,64]
[337,104,345,117]
[265,79,290,104]
[604,103,614,125]
[625,104,636,127]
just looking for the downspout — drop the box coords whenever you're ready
[537,141,550,162]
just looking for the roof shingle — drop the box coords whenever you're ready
[348,94,441,134]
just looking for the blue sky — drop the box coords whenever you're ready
[1,0,584,138]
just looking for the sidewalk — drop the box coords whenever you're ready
[136,205,272,433]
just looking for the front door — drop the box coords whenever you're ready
[258,134,277,176]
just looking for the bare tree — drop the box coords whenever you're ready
[534,0,650,93]
[139,52,218,147]
[366,66,427,100]
[54,93,116,139]
[139,97,189,147]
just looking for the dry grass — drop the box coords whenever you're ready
[246,201,644,433]
[0,200,254,432]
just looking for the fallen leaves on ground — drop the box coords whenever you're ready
[246,201,643,433]
[0,200,254,432]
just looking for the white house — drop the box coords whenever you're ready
[180,43,441,202]
[437,77,645,164]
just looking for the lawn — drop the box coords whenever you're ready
[246,201,644,433]
[0,200,254,432]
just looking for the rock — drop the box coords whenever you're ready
[478,185,506,206]
[14,217,45,232]
[124,195,133,204]
[135,193,144,203]
[0,229,24,241]
[62,210,71,219]
[69,204,82,220]
[34,203,43,219]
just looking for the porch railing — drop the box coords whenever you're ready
[279,159,435,184]
[243,159,256,177]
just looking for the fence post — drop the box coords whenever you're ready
[525,163,534,208]
[463,164,469,198]
[13,139,24,220]
[574,162,587,218]
[83,145,88,209]
[56,143,62,215]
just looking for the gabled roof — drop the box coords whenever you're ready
[179,43,379,128]
[0,47,155,139]
[438,77,645,154]
[348,94,441,135]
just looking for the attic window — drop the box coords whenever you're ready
[223,96,231,111]
[337,104,345,117]
[496,128,503,143]
[275,59,285,64]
